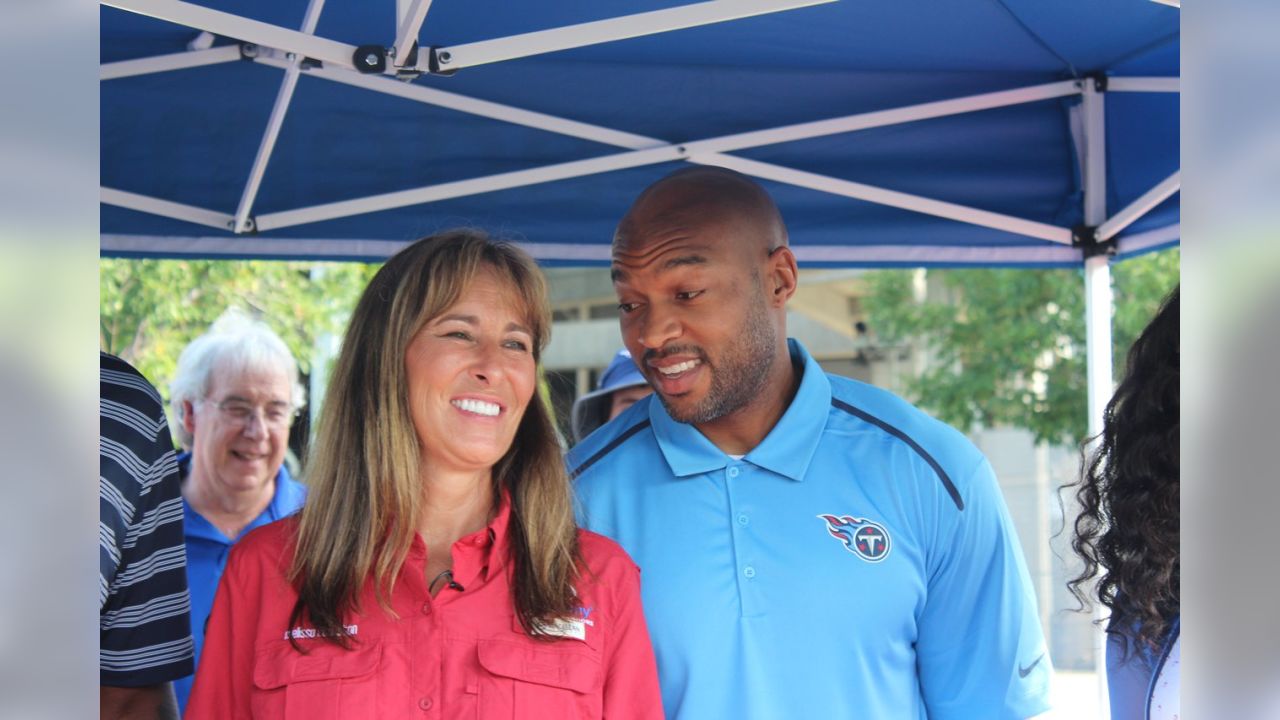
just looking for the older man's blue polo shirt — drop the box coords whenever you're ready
[172,454,306,714]
[570,339,1051,720]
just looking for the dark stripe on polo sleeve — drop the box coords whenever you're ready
[570,420,651,479]
[831,398,964,511]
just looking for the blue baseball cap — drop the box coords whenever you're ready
[570,349,649,444]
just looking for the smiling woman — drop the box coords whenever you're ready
[405,267,537,482]
[184,230,663,720]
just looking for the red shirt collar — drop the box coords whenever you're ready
[407,489,512,589]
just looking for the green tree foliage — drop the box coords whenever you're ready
[862,249,1179,445]
[100,258,381,403]
[101,258,566,443]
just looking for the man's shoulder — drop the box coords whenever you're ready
[825,374,963,438]
[100,352,164,411]
[272,467,309,512]
[823,374,985,496]
[566,397,657,479]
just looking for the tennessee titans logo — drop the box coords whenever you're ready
[819,514,892,562]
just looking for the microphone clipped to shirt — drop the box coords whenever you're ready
[429,569,465,594]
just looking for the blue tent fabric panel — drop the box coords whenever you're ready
[100,0,1179,266]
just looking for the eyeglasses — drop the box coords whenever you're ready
[204,398,297,430]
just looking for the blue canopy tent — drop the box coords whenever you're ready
[100,0,1177,266]
[100,2,1178,708]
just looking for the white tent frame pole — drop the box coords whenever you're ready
[258,52,1084,153]
[1115,223,1179,256]
[103,0,828,77]
[431,0,834,71]
[258,142,1074,242]
[248,55,1079,240]
[681,81,1081,155]
[102,232,1095,264]
[1097,171,1180,242]
[1107,76,1179,93]
[256,47,1079,147]
[256,146,687,230]
[230,0,328,234]
[1100,170,1177,240]
[1080,78,1114,720]
[392,0,435,67]
[100,45,242,80]
[101,188,235,231]
[256,52,659,147]
[693,155,1073,243]
[103,0,359,70]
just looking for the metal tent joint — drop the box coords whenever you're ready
[427,46,457,77]
[1084,71,1108,93]
[351,42,453,79]
[353,44,387,74]
[1072,224,1115,259]
[228,216,258,233]
[388,42,422,81]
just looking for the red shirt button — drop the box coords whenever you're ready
[418,696,433,710]
[421,602,432,615]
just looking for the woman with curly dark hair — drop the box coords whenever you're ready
[1069,285,1179,720]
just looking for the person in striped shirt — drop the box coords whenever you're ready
[100,352,193,719]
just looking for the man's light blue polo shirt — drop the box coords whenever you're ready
[173,453,306,713]
[570,340,1051,720]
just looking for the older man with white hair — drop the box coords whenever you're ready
[168,311,307,713]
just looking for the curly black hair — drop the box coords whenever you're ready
[1067,285,1179,658]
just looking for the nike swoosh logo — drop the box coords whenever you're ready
[1018,653,1045,678]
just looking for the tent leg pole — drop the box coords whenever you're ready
[1079,75,1113,720]
[1084,253,1114,718]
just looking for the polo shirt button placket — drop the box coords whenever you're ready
[421,601,432,615]
[727,466,740,479]
[418,696,433,711]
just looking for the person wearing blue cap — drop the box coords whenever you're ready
[570,349,652,445]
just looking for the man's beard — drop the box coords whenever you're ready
[654,288,776,425]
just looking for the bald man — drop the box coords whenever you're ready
[569,167,1052,719]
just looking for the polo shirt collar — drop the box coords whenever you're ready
[649,396,727,478]
[744,339,830,481]
[178,452,306,544]
[650,339,831,481]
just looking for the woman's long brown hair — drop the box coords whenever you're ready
[288,230,580,646]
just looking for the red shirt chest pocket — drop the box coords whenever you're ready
[475,637,602,719]
[252,640,384,719]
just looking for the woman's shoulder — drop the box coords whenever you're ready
[576,528,632,560]
[228,516,299,578]
[575,528,641,579]
[239,514,299,549]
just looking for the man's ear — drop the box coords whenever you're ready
[766,246,799,307]
[182,400,197,436]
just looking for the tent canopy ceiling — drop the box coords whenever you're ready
[100,0,1179,266]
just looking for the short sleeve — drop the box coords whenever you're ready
[915,458,1051,719]
[601,558,664,720]
[99,354,194,686]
